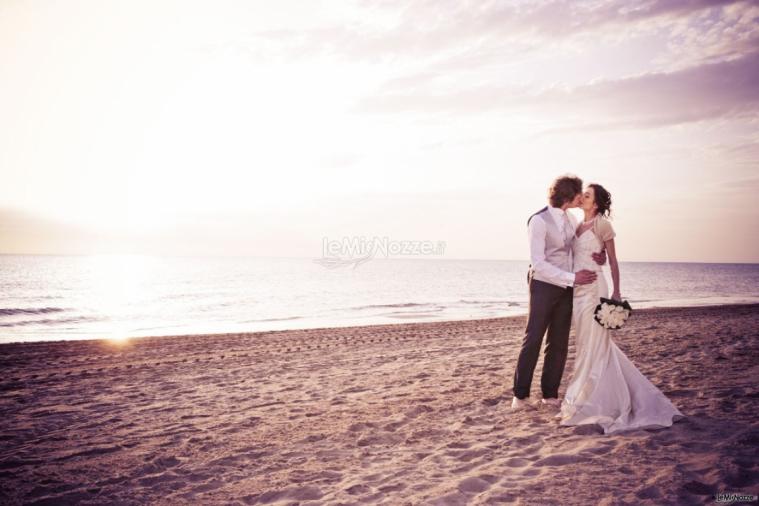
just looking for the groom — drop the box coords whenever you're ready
[511,174,605,411]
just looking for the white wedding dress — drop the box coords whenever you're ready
[557,226,685,434]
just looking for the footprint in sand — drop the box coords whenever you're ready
[503,457,531,468]
[457,447,492,463]
[636,484,663,500]
[300,433,327,443]
[457,474,499,494]
[427,490,469,505]
[533,453,584,466]
[356,433,405,447]
[569,424,605,435]
[245,484,324,504]
[724,458,757,488]
[344,483,372,495]
[346,421,378,433]
[383,419,407,432]
[405,404,435,418]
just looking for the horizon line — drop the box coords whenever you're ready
[0,252,757,265]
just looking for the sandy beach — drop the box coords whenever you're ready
[0,303,757,505]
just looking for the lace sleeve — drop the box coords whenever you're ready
[594,217,616,242]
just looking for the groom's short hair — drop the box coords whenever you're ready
[548,175,583,207]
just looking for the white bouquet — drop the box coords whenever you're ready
[593,298,633,330]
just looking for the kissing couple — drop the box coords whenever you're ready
[511,175,684,435]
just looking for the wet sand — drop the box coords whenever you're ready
[0,303,757,505]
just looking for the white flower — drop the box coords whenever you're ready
[596,300,631,330]
[598,304,614,321]
[607,313,620,327]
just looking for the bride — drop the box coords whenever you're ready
[556,183,685,434]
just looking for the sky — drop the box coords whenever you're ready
[1,0,758,262]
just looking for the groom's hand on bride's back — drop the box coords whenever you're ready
[592,250,607,265]
[574,270,597,285]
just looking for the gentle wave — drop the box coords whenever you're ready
[242,316,303,323]
[458,299,521,306]
[0,316,103,328]
[348,302,430,311]
[383,312,441,319]
[0,307,67,317]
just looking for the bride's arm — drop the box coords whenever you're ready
[604,238,621,300]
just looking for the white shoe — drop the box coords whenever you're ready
[511,396,536,411]
[541,397,562,408]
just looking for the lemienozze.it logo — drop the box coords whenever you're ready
[314,236,446,269]
[715,492,757,503]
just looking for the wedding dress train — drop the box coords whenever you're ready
[557,227,685,435]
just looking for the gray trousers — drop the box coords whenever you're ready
[513,278,573,399]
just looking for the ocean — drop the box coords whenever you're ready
[2,254,758,343]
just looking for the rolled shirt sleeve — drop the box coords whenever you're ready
[528,216,576,288]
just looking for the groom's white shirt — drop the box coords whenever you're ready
[528,206,578,288]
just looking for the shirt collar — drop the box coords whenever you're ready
[548,206,567,219]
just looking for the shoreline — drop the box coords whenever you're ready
[2,301,759,347]
[1,303,757,504]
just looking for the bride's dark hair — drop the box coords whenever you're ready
[589,183,612,218]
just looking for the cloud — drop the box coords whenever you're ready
[659,1,759,68]
[223,0,747,64]
[204,0,758,120]
[704,138,759,162]
[354,49,759,129]
[717,176,759,191]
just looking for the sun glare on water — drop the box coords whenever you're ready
[107,335,130,346]
[83,254,157,343]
